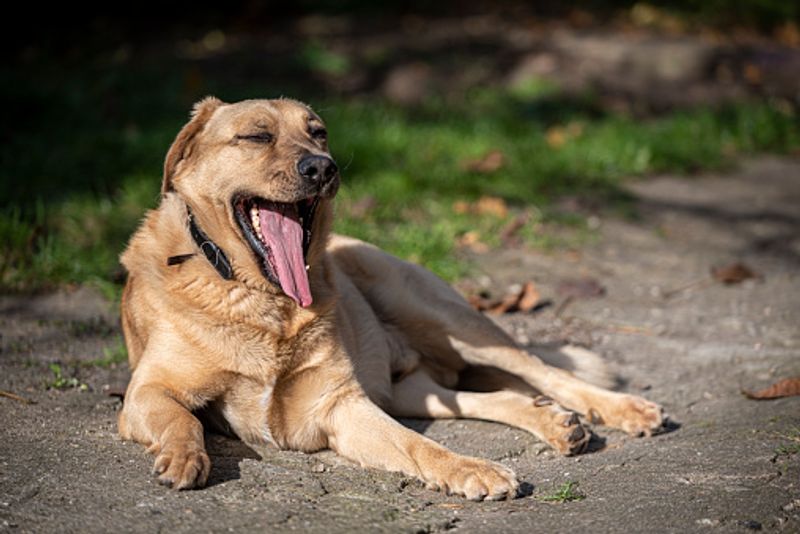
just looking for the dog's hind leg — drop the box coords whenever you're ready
[389,369,591,455]
[329,236,664,436]
[445,340,664,437]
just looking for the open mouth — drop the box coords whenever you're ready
[233,195,319,308]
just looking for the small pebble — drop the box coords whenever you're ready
[311,463,326,473]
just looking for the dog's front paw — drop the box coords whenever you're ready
[152,443,211,490]
[427,457,519,501]
[591,394,664,437]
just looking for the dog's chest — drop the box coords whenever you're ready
[258,377,277,445]
[214,376,279,448]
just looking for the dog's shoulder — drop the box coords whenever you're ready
[121,193,190,278]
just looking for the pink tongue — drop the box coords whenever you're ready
[258,203,312,308]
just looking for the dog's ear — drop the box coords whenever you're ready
[162,96,224,194]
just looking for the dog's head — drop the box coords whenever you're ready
[163,97,339,308]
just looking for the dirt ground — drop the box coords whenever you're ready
[1,156,799,533]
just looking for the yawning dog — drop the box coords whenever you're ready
[118,97,665,500]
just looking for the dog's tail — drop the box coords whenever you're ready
[533,344,619,390]
[458,344,620,393]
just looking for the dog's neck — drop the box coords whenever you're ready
[188,208,234,280]
[165,206,234,281]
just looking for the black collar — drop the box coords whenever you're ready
[167,209,234,280]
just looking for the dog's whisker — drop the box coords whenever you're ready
[340,151,355,172]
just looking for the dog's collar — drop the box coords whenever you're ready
[167,209,234,280]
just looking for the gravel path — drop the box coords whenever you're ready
[1,157,798,533]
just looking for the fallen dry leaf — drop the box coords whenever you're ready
[517,281,541,312]
[545,126,567,148]
[475,196,508,218]
[468,281,542,314]
[491,292,523,315]
[462,149,505,173]
[742,377,800,400]
[456,231,489,254]
[545,122,584,148]
[711,262,760,285]
[453,195,508,218]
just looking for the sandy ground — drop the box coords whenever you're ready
[1,157,798,533]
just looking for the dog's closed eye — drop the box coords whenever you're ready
[310,127,327,141]
[236,132,274,144]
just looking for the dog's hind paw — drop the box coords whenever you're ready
[590,394,665,437]
[558,412,592,455]
[530,397,592,455]
[152,444,211,490]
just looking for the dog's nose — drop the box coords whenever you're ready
[297,155,338,186]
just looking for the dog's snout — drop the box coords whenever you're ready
[297,155,338,186]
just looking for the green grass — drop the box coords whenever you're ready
[46,363,88,391]
[2,55,799,292]
[776,443,800,456]
[537,481,586,503]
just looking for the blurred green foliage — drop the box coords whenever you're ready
[2,4,799,292]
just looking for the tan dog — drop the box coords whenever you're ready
[119,97,665,500]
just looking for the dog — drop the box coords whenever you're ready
[118,97,665,500]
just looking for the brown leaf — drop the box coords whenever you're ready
[475,196,508,218]
[517,281,541,312]
[468,281,541,315]
[742,377,800,400]
[545,126,567,148]
[456,231,489,254]
[467,293,501,312]
[462,150,505,174]
[487,292,522,315]
[556,277,606,299]
[711,262,759,285]
[452,195,508,218]
[452,200,470,214]
[545,122,584,148]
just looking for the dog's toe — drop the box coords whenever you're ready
[540,408,592,456]
[153,446,211,490]
[431,457,518,501]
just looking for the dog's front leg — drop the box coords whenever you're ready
[119,382,211,490]
[324,394,518,501]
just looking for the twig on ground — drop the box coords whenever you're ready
[0,390,36,404]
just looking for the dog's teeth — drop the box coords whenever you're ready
[250,207,261,236]
[305,265,310,271]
